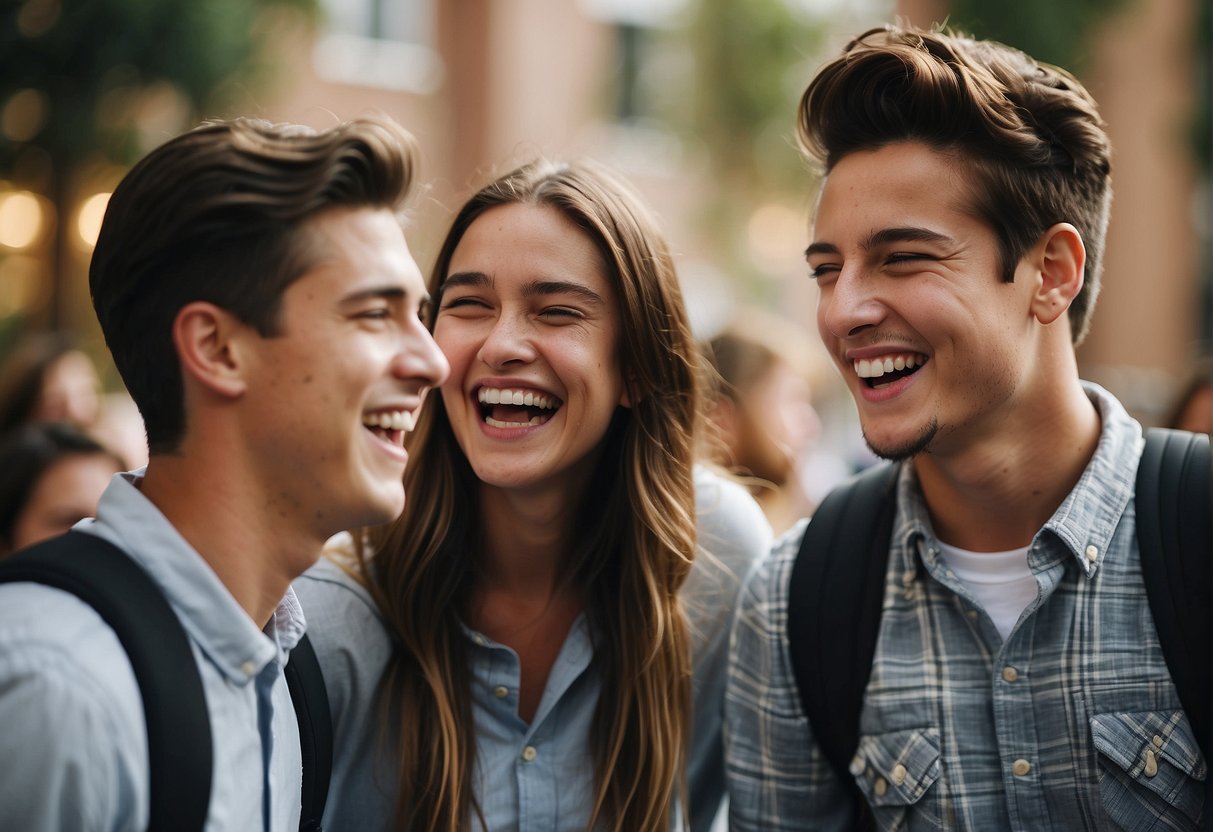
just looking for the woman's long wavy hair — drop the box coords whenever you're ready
[357,159,699,831]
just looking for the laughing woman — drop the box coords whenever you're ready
[295,160,769,831]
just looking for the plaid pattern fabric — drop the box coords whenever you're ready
[725,384,1207,831]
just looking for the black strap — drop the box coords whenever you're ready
[787,462,899,789]
[0,532,212,831]
[1136,427,1212,760]
[0,531,334,832]
[285,633,332,832]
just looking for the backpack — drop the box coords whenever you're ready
[0,531,333,832]
[786,427,1212,804]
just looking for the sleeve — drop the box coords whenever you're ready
[0,585,146,832]
[723,527,855,831]
[293,559,398,830]
[683,467,774,832]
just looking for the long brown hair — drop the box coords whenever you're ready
[359,160,698,830]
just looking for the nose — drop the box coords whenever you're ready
[819,267,886,339]
[395,321,449,387]
[475,313,538,369]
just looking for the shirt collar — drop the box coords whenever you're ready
[891,382,1141,579]
[76,469,307,684]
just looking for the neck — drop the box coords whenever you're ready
[913,377,1100,552]
[474,484,579,599]
[140,445,327,627]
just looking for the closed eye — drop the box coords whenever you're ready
[440,296,492,311]
[886,252,932,265]
[540,306,583,320]
[809,263,840,280]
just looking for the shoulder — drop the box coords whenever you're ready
[293,548,394,719]
[738,519,804,621]
[294,554,391,663]
[693,465,773,575]
[0,584,147,829]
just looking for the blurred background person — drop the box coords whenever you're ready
[701,326,822,534]
[1165,355,1213,433]
[0,331,102,434]
[0,421,123,557]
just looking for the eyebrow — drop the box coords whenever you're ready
[805,226,955,259]
[442,272,606,306]
[339,285,429,306]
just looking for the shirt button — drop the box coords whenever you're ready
[521,745,537,762]
[1085,544,1098,562]
[966,609,978,620]
[1144,748,1159,777]
[1012,759,1031,777]
[873,776,888,796]
[493,686,509,699]
[240,660,256,676]
[891,763,907,785]
[1153,735,1164,748]
[1001,666,1019,683]
[848,755,865,777]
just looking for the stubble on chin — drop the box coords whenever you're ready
[863,417,939,462]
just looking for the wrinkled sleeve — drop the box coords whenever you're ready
[0,585,145,832]
[683,468,774,831]
[724,523,854,831]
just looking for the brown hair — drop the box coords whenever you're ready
[361,159,697,830]
[798,25,1112,344]
[89,116,418,453]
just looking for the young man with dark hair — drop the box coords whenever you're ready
[726,24,1208,830]
[0,116,448,830]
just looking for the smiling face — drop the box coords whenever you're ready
[238,207,449,534]
[809,141,1041,461]
[434,202,628,497]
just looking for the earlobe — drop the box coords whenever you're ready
[1031,223,1085,326]
[173,302,249,399]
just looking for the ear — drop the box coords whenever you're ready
[172,302,249,399]
[1029,223,1085,326]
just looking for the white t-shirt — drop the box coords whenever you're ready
[936,541,1036,640]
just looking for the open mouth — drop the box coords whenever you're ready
[853,353,928,389]
[362,410,415,447]
[477,386,561,429]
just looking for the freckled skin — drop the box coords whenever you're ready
[811,143,1041,462]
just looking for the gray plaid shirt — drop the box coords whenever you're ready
[725,383,1206,831]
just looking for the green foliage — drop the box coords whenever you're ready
[945,0,1132,71]
[684,0,823,188]
[0,0,318,174]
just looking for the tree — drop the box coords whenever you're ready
[0,0,317,328]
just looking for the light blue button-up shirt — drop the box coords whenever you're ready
[0,470,306,831]
[295,466,771,831]
[725,383,1207,830]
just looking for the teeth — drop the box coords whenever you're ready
[362,410,417,433]
[477,387,557,410]
[854,354,921,379]
[485,415,549,429]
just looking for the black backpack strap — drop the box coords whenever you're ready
[285,633,332,832]
[787,462,900,787]
[0,532,212,831]
[1136,427,1212,760]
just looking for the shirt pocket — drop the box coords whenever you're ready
[1090,708,1206,830]
[852,726,943,831]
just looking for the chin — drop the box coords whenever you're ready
[862,418,939,462]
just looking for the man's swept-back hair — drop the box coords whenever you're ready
[361,159,697,831]
[798,25,1112,344]
[90,116,419,453]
